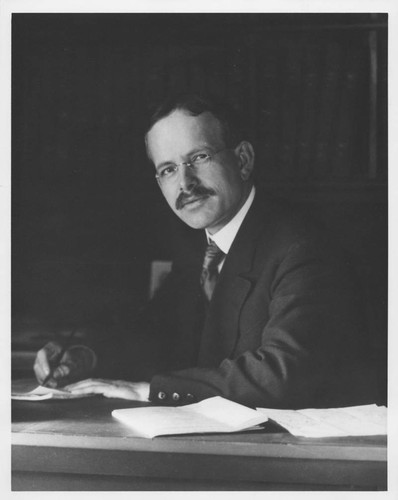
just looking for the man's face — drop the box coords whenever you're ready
[146,109,253,234]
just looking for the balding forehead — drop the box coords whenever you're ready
[146,109,226,164]
[150,109,223,138]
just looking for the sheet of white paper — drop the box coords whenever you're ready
[256,404,387,437]
[11,385,94,400]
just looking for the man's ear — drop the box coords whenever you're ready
[235,141,255,181]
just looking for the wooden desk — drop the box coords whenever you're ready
[12,381,387,491]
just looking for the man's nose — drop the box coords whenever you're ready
[178,163,198,191]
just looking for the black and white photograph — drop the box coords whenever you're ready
[3,0,394,494]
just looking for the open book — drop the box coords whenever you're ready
[112,396,267,438]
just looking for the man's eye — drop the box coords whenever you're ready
[192,153,210,164]
[160,166,177,177]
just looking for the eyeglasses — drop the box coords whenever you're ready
[155,148,230,186]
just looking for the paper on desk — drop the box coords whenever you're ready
[256,404,387,438]
[112,396,268,438]
[11,385,94,400]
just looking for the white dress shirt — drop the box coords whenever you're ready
[205,186,255,271]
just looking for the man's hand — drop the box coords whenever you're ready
[64,379,150,401]
[34,341,97,388]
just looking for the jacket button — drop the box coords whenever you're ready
[172,392,180,401]
[157,391,167,400]
[186,393,195,401]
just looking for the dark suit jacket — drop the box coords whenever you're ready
[98,194,378,409]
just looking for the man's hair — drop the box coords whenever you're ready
[145,92,248,151]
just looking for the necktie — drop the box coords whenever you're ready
[200,240,224,301]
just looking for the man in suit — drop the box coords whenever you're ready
[34,93,376,408]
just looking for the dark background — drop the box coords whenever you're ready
[11,14,387,392]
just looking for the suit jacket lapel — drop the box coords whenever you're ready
[198,198,264,366]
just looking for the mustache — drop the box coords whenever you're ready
[175,185,215,210]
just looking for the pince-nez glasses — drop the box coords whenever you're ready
[155,148,230,186]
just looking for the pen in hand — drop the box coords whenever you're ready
[42,328,78,387]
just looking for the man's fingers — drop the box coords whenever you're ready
[35,349,51,375]
[34,349,53,382]
[35,344,94,387]
[65,378,103,391]
[64,379,150,401]
[65,379,108,395]
[33,360,48,383]
[65,379,126,398]
[42,378,58,388]
[34,342,64,383]
[52,363,71,380]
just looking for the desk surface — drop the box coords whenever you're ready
[12,379,387,491]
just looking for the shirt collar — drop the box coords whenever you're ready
[205,186,255,254]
